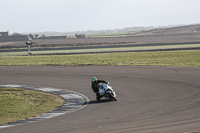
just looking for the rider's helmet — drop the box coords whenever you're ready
[91,77,97,83]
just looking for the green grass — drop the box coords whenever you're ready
[1,43,200,56]
[0,87,65,125]
[0,50,199,67]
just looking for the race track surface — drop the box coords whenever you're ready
[0,66,200,133]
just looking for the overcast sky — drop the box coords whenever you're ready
[0,0,200,33]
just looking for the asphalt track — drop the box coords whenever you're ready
[0,66,200,133]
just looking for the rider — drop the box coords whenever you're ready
[91,77,109,100]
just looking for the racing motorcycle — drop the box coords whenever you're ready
[98,83,117,101]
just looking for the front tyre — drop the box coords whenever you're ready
[107,93,117,101]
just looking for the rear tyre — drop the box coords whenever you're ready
[96,94,101,101]
[96,98,100,102]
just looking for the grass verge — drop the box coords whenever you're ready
[0,87,65,125]
[0,50,199,67]
[1,43,200,56]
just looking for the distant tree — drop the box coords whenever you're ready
[75,34,86,38]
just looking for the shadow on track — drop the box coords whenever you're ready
[88,99,112,104]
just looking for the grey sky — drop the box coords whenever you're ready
[1,0,200,33]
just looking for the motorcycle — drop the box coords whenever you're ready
[98,83,117,101]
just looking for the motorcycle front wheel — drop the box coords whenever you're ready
[107,93,117,101]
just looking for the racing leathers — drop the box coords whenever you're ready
[91,80,109,100]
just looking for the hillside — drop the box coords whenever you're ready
[143,24,200,36]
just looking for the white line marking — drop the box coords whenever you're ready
[60,94,83,99]
[36,88,61,92]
